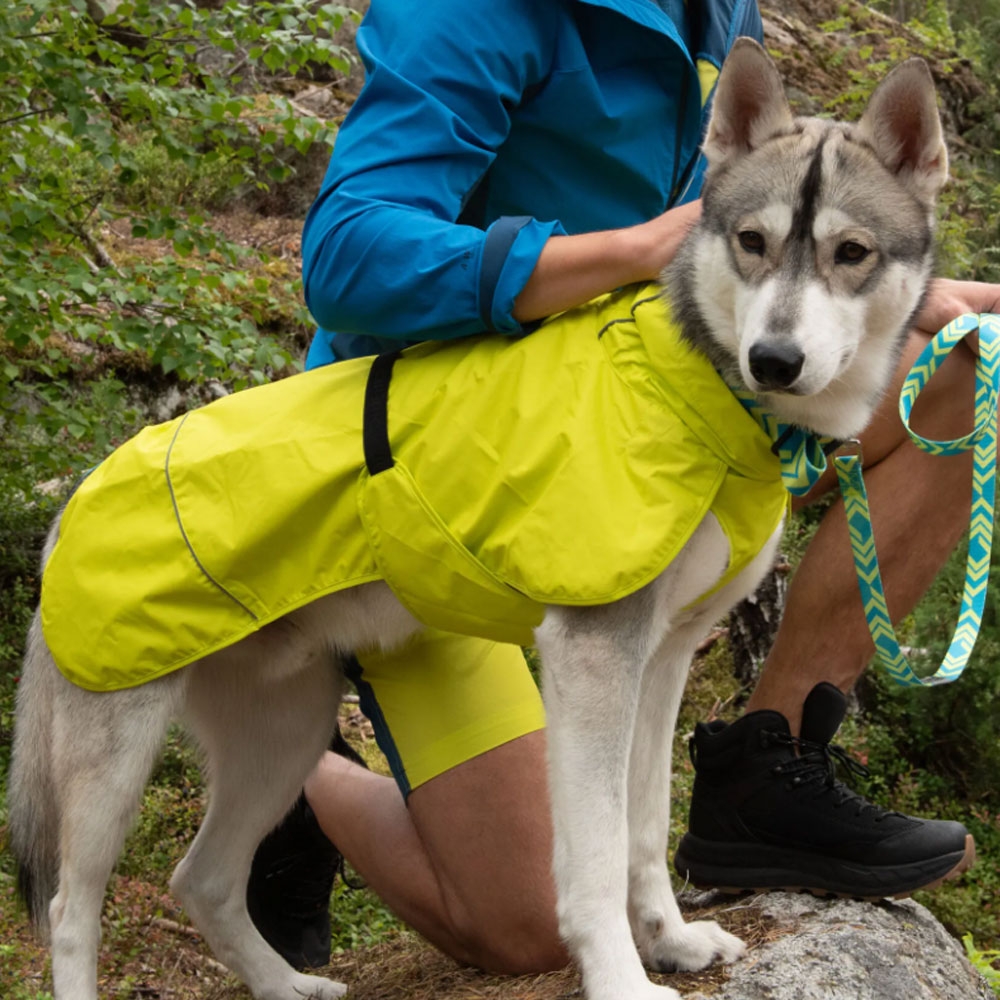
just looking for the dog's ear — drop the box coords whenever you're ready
[856,58,948,205]
[703,37,793,166]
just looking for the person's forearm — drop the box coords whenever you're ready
[512,200,701,322]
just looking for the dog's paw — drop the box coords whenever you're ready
[638,917,745,974]
[268,973,348,1000]
[589,981,682,1000]
[616,983,682,1000]
[294,974,348,1000]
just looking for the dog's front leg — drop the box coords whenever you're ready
[537,593,682,1000]
[625,517,782,974]
[626,617,745,973]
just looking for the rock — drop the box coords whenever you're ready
[683,891,993,1000]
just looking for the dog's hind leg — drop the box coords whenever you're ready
[170,628,347,1000]
[537,589,682,1000]
[10,616,185,1000]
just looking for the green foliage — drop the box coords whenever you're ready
[901,0,1000,77]
[0,940,53,1000]
[964,934,1000,995]
[936,179,1000,286]
[823,1,1000,285]
[0,0,355,477]
[330,881,406,953]
[818,16,953,119]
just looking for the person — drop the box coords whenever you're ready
[245,0,1000,976]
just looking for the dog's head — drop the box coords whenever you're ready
[667,38,948,439]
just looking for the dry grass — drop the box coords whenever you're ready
[0,864,788,1000]
[291,894,783,1000]
[0,878,789,1000]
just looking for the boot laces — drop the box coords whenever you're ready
[765,730,900,820]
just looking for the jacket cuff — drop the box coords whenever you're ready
[479,216,566,333]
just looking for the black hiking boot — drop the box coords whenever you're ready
[247,728,368,969]
[674,682,975,899]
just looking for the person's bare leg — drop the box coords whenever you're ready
[747,332,977,734]
[304,730,567,974]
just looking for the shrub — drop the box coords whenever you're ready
[1,0,357,477]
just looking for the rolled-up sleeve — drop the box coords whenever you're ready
[301,0,563,343]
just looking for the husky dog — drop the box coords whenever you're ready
[9,39,947,1000]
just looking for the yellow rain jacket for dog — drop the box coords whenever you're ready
[42,285,790,692]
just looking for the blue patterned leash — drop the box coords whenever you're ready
[833,313,1000,686]
[735,312,1000,687]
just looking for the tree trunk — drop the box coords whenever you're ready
[727,557,790,688]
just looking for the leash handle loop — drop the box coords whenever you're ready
[899,312,1000,455]
[835,312,1000,687]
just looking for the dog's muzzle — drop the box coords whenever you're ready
[748,342,804,391]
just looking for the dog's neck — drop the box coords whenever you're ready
[729,384,839,496]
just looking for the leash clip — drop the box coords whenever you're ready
[830,438,862,464]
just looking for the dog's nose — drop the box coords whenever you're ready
[748,342,804,390]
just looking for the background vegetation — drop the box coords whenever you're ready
[2,0,1000,996]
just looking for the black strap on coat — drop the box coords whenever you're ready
[362,350,402,475]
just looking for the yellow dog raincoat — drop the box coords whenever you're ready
[42,285,789,691]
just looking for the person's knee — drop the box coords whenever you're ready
[449,907,568,974]
[404,732,566,972]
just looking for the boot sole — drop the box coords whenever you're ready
[674,833,976,901]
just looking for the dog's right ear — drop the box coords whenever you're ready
[703,38,793,166]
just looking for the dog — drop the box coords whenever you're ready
[8,38,947,1000]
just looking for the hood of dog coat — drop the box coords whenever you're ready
[41,284,788,691]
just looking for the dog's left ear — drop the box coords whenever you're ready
[703,37,794,166]
[856,58,948,206]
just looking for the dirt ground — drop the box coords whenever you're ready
[0,879,785,1000]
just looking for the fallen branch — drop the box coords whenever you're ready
[151,916,200,940]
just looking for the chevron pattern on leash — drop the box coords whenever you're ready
[835,312,1000,686]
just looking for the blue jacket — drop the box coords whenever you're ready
[302,0,763,364]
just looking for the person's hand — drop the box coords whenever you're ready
[630,199,703,280]
[914,277,1000,346]
[512,199,703,323]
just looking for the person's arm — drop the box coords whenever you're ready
[511,200,702,322]
[302,0,564,343]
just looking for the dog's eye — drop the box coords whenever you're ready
[738,231,765,255]
[835,241,870,264]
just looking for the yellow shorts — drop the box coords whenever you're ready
[347,629,546,797]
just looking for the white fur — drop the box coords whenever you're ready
[754,203,794,241]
